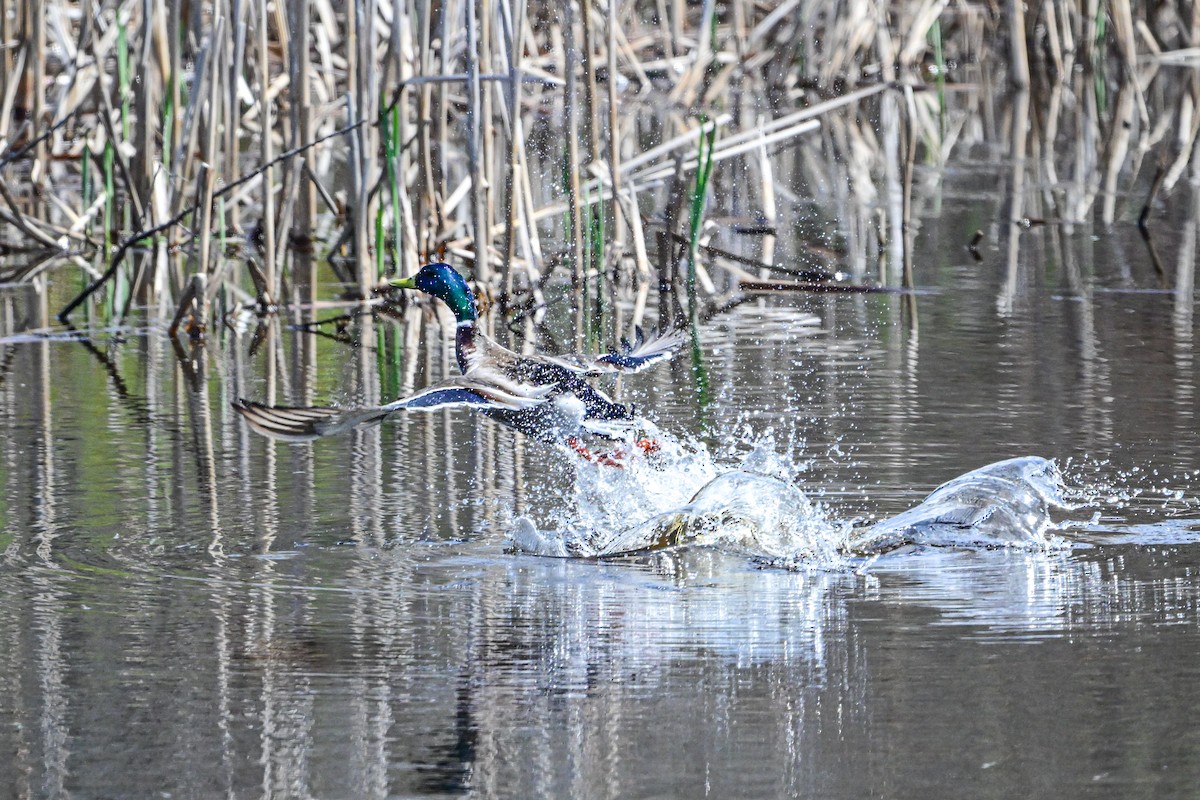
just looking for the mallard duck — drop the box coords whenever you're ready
[234,263,685,450]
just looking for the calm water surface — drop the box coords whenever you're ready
[3,173,1200,797]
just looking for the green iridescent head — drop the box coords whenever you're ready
[390,262,478,322]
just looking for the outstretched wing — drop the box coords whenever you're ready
[232,399,370,441]
[539,326,688,375]
[233,370,554,442]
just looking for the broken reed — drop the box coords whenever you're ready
[0,0,1189,331]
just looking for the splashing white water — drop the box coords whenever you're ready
[508,427,1074,567]
[853,456,1071,553]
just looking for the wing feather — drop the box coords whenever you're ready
[232,398,393,441]
[536,326,687,375]
[233,371,554,441]
[397,371,553,412]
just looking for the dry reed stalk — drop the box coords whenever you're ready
[514,111,544,275]
[225,0,248,235]
[1101,83,1136,225]
[0,46,23,144]
[499,0,526,294]
[1110,0,1138,75]
[202,14,226,256]
[656,154,686,328]
[170,17,219,220]
[626,114,825,186]
[756,131,776,277]
[1081,0,1099,73]
[579,0,600,162]
[605,0,624,252]
[394,0,420,279]
[346,0,363,287]
[288,0,316,249]
[1163,92,1200,190]
[999,90,1030,316]
[0,1,7,123]
[481,0,497,271]
[256,0,277,297]
[0,176,62,248]
[620,114,728,177]
[436,0,453,248]
[614,183,650,280]
[817,1,872,90]
[43,6,94,137]
[465,0,490,281]
[167,0,182,158]
[1110,0,1151,133]
[563,0,586,342]
[901,86,918,290]
[21,0,1200,336]
[362,0,379,281]
[415,0,437,261]
[668,0,715,107]
[669,0,683,57]
[95,72,146,230]
[132,1,157,227]
[605,11,649,87]
[273,157,302,280]
[1041,0,1064,80]
[898,0,947,68]
[30,0,47,182]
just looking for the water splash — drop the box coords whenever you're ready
[509,429,1073,567]
[1058,456,1200,522]
[852,456,1070,553]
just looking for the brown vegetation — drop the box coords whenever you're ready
[0,1,1197,333]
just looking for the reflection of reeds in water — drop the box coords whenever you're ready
[0,0,1196,334]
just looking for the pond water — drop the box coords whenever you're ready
[5,155,1200,796]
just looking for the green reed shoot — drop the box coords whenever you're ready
[582,192,592,345]
[591,203,604,337]
[103,138,115,253]
[580,184,606,348]
[690,324,711,423]
[1094,5,1107,52]
[686,122,716,325]
[382,96,402,273]
[930,18,945,135]
[377,324,389,396]
[117,15,130,140]
[391,315,404,394]
[559,150,571,249]
[686,122,715,415]
[375,204,386,280]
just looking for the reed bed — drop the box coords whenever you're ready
[0,0,1197,338]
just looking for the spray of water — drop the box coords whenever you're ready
[508,426,1076,568]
